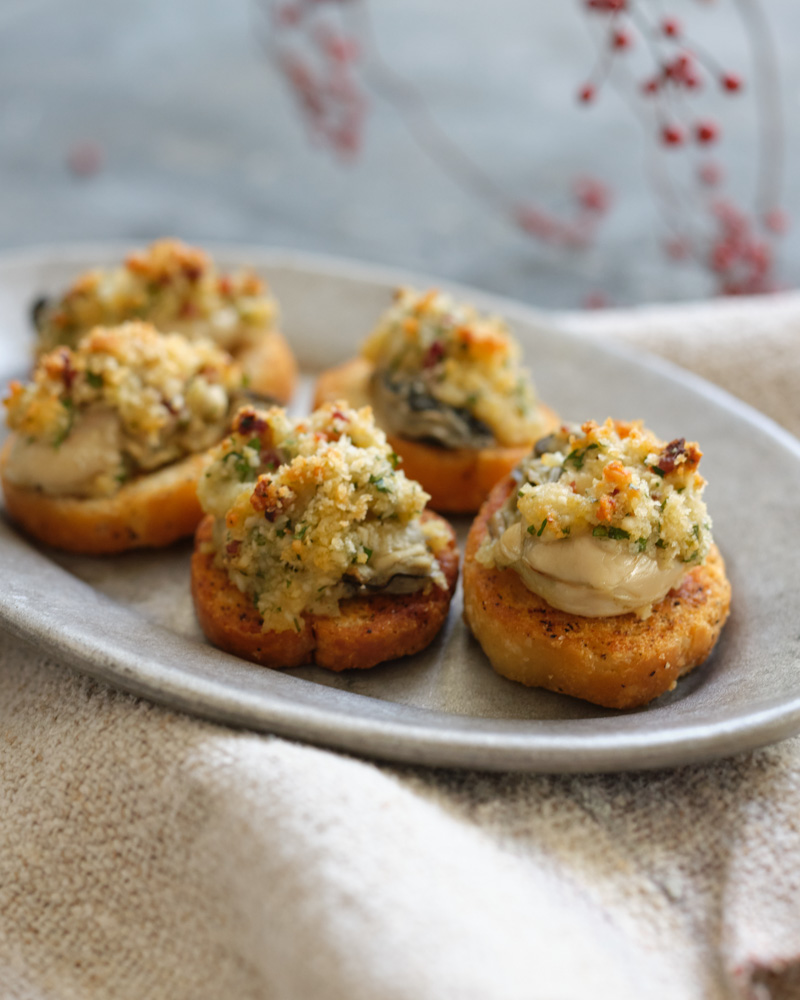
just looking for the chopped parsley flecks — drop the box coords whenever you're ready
[53,398,75,449]
[565,442,600,471]
[369,474,391,493]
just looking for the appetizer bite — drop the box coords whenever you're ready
[1,321,243,553]
[191,402,459,670]
[33,238,296,402]
[463,419,731,708]
[313,287,558,513]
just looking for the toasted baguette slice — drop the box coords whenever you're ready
[191,511,459,671]
[0,437,210,554]
[313,356,374,410]
[463,477,732,709]
[313,357,559,513]
[238,328,298,403]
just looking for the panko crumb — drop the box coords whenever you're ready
[198,401,448,633]
[35,238,278,355]
[500,419,712,565]
[4,321,241,497]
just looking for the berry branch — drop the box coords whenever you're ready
[576,0,786,294]
[258,0,787,298]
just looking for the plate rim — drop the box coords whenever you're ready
[2,241,799,773]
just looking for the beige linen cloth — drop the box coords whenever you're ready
[2,293,800,1000]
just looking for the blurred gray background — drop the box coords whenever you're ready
[1,0,798,308]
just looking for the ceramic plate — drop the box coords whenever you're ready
[2,244,799,772]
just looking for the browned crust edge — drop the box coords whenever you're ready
[313,357,560,513]
[236,328,298,404]
[0,438,209,554]
[462,477,732,709]
[191,510,459,671]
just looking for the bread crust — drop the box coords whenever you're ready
[237,328,297,404]
[463,477,732,709]
[0,437,209,554]
[191,511,459,671]
[313,357,559,513]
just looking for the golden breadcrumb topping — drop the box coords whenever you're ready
[198,402,450,633]
[34,238,278,356]
[361,287,544,447]
[493,419,712,565]
[4,321,241,497]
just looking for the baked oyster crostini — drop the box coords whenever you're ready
[32,238,297,403]
[462,419,731,709]
[191,401,459,671]
[313,287,559,513]
[1,321,243,553]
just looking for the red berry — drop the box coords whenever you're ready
[515,205,556,240]
[275,3,302,26]
[325,35,359,63]
[66,141,103,178]
[764,209,788,234]
[721,73,742,92]
[641,77,659,95]
[578,83,596,103]
[574,177,610,214]
[698,162,723,186]
[612,29,631,50]
[695,121,719,144]
[710,243,735,274]
[586,0,627,10]
[661,124,684,146]
[662,17,680,38]
[746,242,771,275]
[583,291,610,310]
[665,237,690,261]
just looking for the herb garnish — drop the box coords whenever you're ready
[369,474,390,493]
[53,398,74,449]
[565,442,600,470]
[592,525,630,540]
[223,450,254,480]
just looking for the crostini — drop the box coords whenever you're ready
[1,321,243,553]
[313,287,559,513]
[32,238,297,403]
[462,419,731,709]
[191,402,459,671]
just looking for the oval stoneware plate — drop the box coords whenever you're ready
[1,243,799,772]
